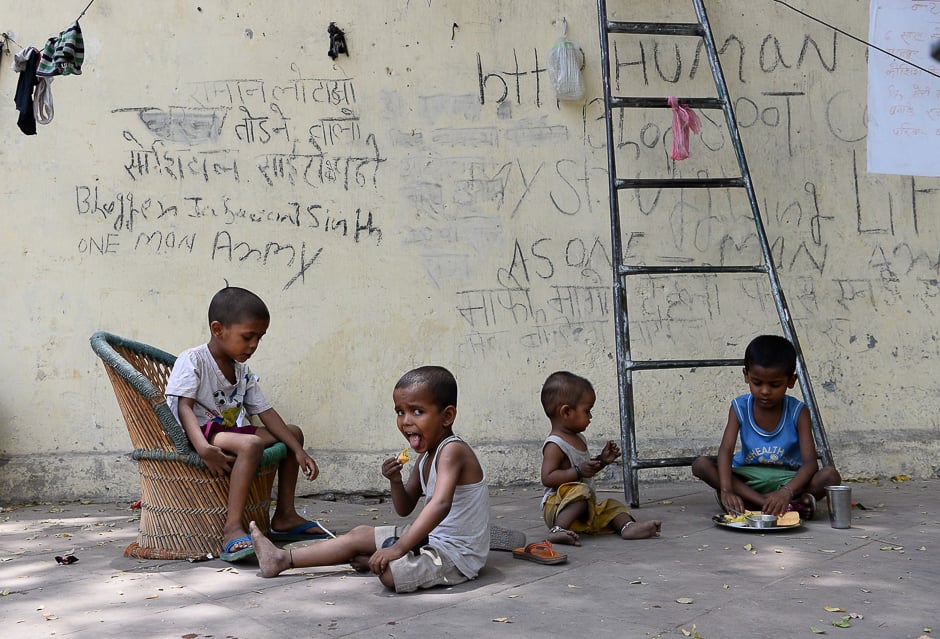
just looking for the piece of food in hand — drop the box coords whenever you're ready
[397,448,410,464]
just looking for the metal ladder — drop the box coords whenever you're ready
[596,0,834,507]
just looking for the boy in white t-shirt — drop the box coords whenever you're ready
[166,286,329,562]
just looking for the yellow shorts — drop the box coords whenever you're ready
[541,482,632,534]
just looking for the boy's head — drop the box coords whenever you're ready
[743,335,798,405]
[208,286,270,327]
[540,371,594,420]
[394,366,458,452]
[743,335,797,376]
[394,366,457,410]
[207,287,270,363]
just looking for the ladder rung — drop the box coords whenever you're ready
[616,177,746,189]
[625,358,743,371]
[607,21,703,37]
[629,456,699,469]
[619,264,766,276]
[611,96,724,110]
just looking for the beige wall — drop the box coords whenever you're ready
[0,1,936,504]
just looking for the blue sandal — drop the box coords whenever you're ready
[220,535,255,562]
[269,520,336,542]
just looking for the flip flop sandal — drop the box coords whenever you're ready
[512,540,568,565]
[269,520,336,542]
[489,524,526,551]
[788,493,817,520]
[220,535,255,562]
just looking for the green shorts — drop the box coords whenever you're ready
[732,465,797,494]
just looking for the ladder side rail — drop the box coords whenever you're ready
[794,357,834,466]
[597,0,641,508]
[693,0,834,467]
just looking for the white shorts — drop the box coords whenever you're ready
[373,525,468,593]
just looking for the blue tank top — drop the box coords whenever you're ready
[731,394,804,470]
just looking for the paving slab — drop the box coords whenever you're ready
[0,479,936,638]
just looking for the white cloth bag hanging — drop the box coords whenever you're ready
[548,20,585,101]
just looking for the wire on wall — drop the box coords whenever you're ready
[77,0,97,22]
[2,0,96,55]
[771,0,940,80]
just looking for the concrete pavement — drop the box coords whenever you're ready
[1,478,937,638]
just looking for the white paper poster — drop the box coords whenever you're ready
[868,0,940,176]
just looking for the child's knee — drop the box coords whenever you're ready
[690,455,713,478]
[818,465,841,485]
[238,434,267,460]
[560,498,589,517]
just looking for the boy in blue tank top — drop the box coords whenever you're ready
[691,335,841,518]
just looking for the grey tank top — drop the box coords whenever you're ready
[541,433,594,506]
[419,435,489,578]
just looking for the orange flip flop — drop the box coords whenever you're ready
[512,540,568,565]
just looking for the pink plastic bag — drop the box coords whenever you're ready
[668,96,702,161]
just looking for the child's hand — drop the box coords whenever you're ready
[600,440,622,464]
[580,458,605,478]
[298,453,319,481]
[762,489,791,517]
[200,445,235,477]
[369,546,404,575]
[381,456,405,481]
[719,489,745,516]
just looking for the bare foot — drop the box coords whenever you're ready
[249,521,292,577]
[620,520,662,539]
[348,554,372,573]
[547,525,581,546]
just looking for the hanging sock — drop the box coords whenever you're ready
[13,47,40,135]
[37,21,84,77]
[668,96,702,161]
[34,76,54,124]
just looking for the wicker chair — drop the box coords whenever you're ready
[90,331,287,560]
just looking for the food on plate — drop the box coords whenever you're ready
[722,509,800,526]
[397,448,410,464]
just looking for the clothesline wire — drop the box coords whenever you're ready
[77,0,97,22]
[1,32,23,52]
[770,0,940,81]
[1,0,94,56]
[5,0,940,80]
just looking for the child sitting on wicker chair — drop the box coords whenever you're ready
[166,286,331,562]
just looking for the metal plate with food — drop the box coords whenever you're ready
[712,511,802,532]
